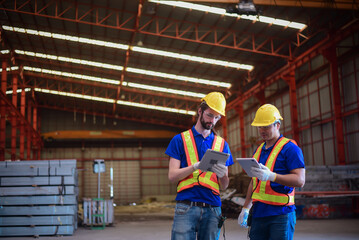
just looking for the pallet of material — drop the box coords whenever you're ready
[0,160,78,237]
[0,226,74,236]
[295,164,359,219]
[0,195,77,205]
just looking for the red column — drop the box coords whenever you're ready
[255,90,266,105]
[323,46,346,165]
[11,74,18,160]
[0,60,7,161]
[19,88,25,160]
[37,110,41,160]
[32,106,38,160]
[221,117,228,141]
[27,101,32,160]
[235,102,246,157]
[283,69,300,145]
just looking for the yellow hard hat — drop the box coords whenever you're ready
[251,104,283,126]
[201,92,226,116]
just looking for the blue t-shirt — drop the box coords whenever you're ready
[252,135,305,218]
[165,126,234,206]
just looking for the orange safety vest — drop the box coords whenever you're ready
[177,129,225,195]
[252,137,297,206]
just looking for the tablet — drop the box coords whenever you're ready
[236,158,260,177]
[198,149,230,172]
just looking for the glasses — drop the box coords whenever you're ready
[258,123,277,130]
[204,112,221,121]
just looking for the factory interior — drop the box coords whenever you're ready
[0,0,359,239]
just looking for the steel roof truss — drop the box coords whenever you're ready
[0,0,299,58]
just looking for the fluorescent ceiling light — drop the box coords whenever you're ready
[0,66,19,72]
[33,88,196,115]
[2,25,252,70]
[14,49,231,88]
[132,46,253,71]
[24,66,122,85]
[126,67,230,88]
[149,0,307,30]
[6,88,31,94]
[23,66,206,98]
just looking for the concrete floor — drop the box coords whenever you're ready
[2,218,359,240]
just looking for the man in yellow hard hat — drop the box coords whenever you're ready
[238,104,305,240]
[165,92,234,240]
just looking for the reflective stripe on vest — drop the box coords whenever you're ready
[177,129,225,194]
[252,137,296,206]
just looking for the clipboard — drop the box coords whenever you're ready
[198,149,230,172]
[236,158,260,177]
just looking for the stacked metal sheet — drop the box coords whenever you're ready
[0,160,78,237]
[297,165,359,192]
[295,164,359,219]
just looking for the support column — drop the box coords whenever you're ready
[37,110,41,160]
[236,102,246,157]
[221,117,227,141]
[32,105,37,159]
[254,90,266,105]
[138,141,143,200]
[19,88,25,160]
[282,69,300,145]
[27,101,32,160]
[81,141,85,197]
[323,46,346,165]
[0,60,7,161]
[11,74,18,160]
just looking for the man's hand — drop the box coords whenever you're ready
[238,207,250,228]
[211,164,227,178]
[251,163,276,182]
[193,162,200,170]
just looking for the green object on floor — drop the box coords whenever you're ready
[91,198,106,230]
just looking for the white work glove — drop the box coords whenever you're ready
[211,164,227,178]
[238,207,250,228]
[193,162,200,170]
[251,163,276,182]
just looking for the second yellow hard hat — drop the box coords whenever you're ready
[251,104,283,126]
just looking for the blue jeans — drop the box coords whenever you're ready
[249,211,296,240]
[171,202,222,240]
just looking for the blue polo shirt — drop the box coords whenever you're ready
[165,126,234,206]
[252,135,305,218]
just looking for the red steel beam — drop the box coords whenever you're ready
[11,73,18,160]
[221,117,228,141]
[322,45,346,165]
[113,0,143,114]
[19,89,25,159]
[27,100,31,160]
[0,60,7,161]
[38,104,190,130]
[227,20,359,111]
[0,90,42,147]
[235,103,246,157]
[32,105,40,160]
[36,110,41,160]
[0,0,296,59]
[254,90,266,105]
[282,69,300,144]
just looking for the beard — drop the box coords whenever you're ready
[200,113,214,130]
